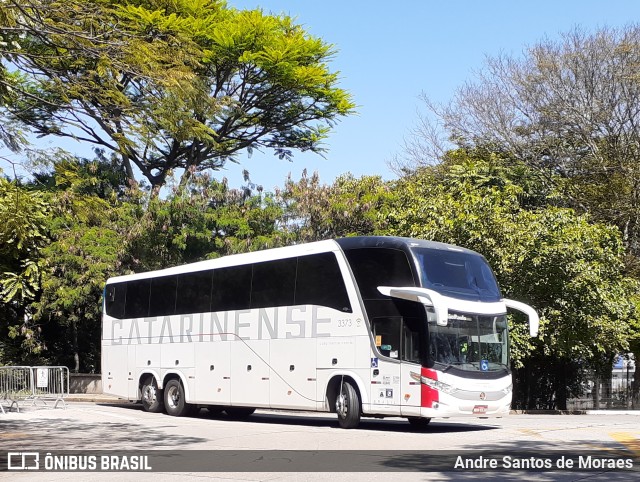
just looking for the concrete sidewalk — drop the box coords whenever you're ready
[64,393,133,403]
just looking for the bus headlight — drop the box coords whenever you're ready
[502,384,513,395]
[421,376,456,394]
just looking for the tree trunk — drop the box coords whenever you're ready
[632,358,640,410]
[555,362,568,410]
[72,319,80,373]
[592,372,600,409]
[605,367,613,409]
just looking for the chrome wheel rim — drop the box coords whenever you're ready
[167,385,180,409]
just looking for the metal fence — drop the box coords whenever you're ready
[0,366,69,413]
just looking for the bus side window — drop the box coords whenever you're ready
[372,317,401,359]
[402,319,421,363]
[296,253,352,312]
[373,316,422,362]
[149,275,177,317]
[176,270,213,315]
[124,279,151,319]
[251,258,296,309]
[105,282,126,319]
[211,265,252,312]
[343,248,416,301]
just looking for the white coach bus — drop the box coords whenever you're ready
[102,236,538,428]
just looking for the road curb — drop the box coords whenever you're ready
[510,409,640,415]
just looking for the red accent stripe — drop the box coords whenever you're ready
[421,367,439,408]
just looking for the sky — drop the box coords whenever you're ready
[3,1,640,191]
[220,0,640,191]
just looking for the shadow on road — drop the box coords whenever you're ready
[1,418,207,451]
[96,401,499,434]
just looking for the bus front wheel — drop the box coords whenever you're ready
[163,379,193,417]
[407,417,432,428]
[141,377,164,413]
[336,380,360,429]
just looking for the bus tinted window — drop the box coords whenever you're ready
[175,270,213,315]
[149,275,177,317]
[251,258,296,308]
[124,279,151,318]
[296,253,352,312]
[344,248,416,300]
[105,282,126,319]
[212,265,252,312]
[412,248,501,301]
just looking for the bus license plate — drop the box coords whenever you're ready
[473,405,488,414]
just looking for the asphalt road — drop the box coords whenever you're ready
[1,401,639,481]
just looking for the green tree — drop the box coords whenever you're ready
[401,26,640,263]
[387,152,638,409]
[1,0,354,194]
[0,176,49,363]
[281,171,393,242]
[126,171,289,272]
[30,159,132,372]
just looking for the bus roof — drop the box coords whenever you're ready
[106,236,482,284]
[335,236,481,256]
[106,239,340,284]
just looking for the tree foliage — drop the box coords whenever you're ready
[0,0,354,193]
[126,171,289,272]
[399,26,640,263]
[281,170,393,242]
[386,152,638,408]
[0,177,49,361]
[29,159,131,372]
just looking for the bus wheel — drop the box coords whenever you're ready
[141,377,164,413]
[407,417,432,429]
[336,380,360,429]
[225,407,256,419]
[163,379,193,417]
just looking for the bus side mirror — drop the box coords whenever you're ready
[503,299,539,337]
[377,286,448,326]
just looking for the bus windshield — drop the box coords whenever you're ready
[428,314,509,372]
[412,247,501,301]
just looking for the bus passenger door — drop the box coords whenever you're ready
[400,317,424,416]
[369,317,403,414]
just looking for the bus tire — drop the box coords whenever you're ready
[336,380,360,429]
[225,407,256,419]
[140,377,164,413]
[407,417,431,428]
[163,379,193,417]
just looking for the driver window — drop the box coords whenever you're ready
[372,317,421,362]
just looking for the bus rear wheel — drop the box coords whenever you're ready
[141,377,164,413]
[336,380,360,429]
[163,379,194,417]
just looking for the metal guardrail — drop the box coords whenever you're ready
[0,366,69,413]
